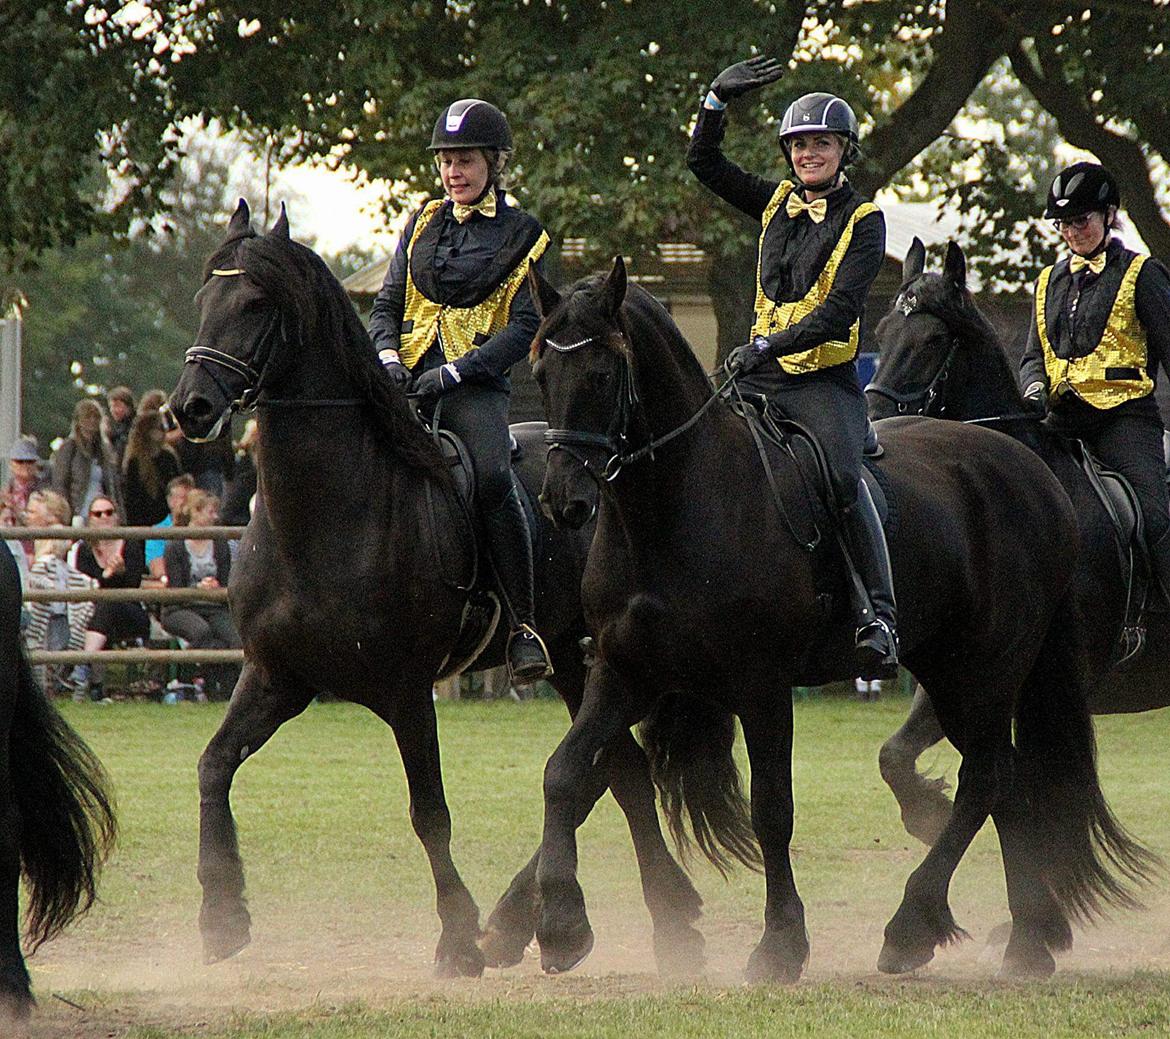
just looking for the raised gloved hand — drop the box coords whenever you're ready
[727,335,775,376]
[412,362,463,400]
[710,55,784,103]
[1022,380,1048,412]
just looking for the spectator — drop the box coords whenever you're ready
[221,418,258,527]
[4,434,47,517]
[145,473,195,584]
[23,489,96,695]
[65,495,150,701]
[123,410,183,528]
[138,389,184,448]
[1,492,30,594]
[176,427,235,498]
[161,490,240,697]
[51,398,118,522]
[105,385,136,469]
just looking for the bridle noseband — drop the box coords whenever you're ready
[541,330,731,483]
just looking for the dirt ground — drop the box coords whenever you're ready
[23,873,1170,1039]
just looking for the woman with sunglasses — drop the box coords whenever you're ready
[1020,161,1170,593]
[64,495,150,700]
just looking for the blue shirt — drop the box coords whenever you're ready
[144,515,173,566]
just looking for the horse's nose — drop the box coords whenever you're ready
[182,394,215,423]
[560,499,594,530]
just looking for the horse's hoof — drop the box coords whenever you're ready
[744,928,808,984]
[435,942,486,979]
[654,924,706,981]
[480,925,531,969]
[202,928,251,964]
[540,926,594,975]
[877,936,935,975]
[998,933,1057,980]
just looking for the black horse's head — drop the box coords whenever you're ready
[868,237,976,420]
[531,256,634,529]
[171,199,304,441]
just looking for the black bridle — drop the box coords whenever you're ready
[182,268,360,437]
[864,335,959,418]
[540,330,733,483]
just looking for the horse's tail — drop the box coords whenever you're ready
[638,694,761,877]
[10,651,116,950]
[1014,622,1161,927]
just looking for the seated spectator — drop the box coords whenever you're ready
[23,490,96,696]
[65,495,150,701]
[1,492,30,597]
[220,418,258,528]
[161,490,240,698]
[51,398,118,523]
[145,473,195,584]
[123,410,183,576]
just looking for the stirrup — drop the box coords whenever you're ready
[855,619,899,680]
[506,624,555,685]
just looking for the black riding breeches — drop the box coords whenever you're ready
[736,368,867,508]
[1058,404,1170,545]
[426,382,514,509]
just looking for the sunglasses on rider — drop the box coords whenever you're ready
[1051,213,1097,232]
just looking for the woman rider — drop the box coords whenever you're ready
[1020,161,1170,592]
[369,98,554,684]
[687,56,898,679]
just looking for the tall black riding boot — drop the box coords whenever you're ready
[839,480,899,680]
[484,483,554,685]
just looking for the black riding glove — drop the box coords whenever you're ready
[382,361,412,390]
[412,362,464,400]
[710,55,784,103]
[728,336,775,376]
[1022,381,1048,412]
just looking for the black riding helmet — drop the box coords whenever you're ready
[429,98,513,151]
[777,92,860,166]
[1044,161,1120,219]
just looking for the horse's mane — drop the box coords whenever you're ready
[204,230,445,477]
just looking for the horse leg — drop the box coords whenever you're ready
[877,683,952,845]
[990,760,1071,979]
[0,778,30,1025]
[536,661,638,974]
[198,663,315,963]
[483,651,704,977]
[739,691,809,983]
[878,733,1009,974]
[386,696,484,979]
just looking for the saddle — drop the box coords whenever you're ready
[423,417,545,680]
[1065,438,1156,665]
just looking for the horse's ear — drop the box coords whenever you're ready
[227,198,251,238]
[902,237,926,283]
[602,255,628,318]
[270,202,290,240]
[528,265,562,320]
[944,240,967,288]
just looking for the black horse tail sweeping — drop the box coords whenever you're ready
[639,694,761,877]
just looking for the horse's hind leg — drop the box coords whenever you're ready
[878,727,1010,974]
[386,694,484,979]
[198,663,315,964]
[0,769,31,1025]
[878,684,952,845]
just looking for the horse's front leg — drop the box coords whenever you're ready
[198,662,315,963]
[739,688,809,983]
[536,661,639,974]
[388,693,484,978]
[877,683,952,845]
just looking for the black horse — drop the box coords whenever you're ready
[869,237,1170,844]
[529,256,1156,981]
[0,537,116,1022]
[168,201,704,978]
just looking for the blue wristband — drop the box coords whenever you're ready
[704,90,726,111]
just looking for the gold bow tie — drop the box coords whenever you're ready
[785,193,827,223]
[452,192,497,224]
[1069,252,1107,275]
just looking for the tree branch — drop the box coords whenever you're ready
[1010,40,1170,258]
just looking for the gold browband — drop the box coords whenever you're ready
[211,268,245,277]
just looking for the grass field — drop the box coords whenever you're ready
[24,693,1170,1038]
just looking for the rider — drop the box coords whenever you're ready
[687,57,898,679]
[1020,161,1170,594]
[369,98,554,684]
